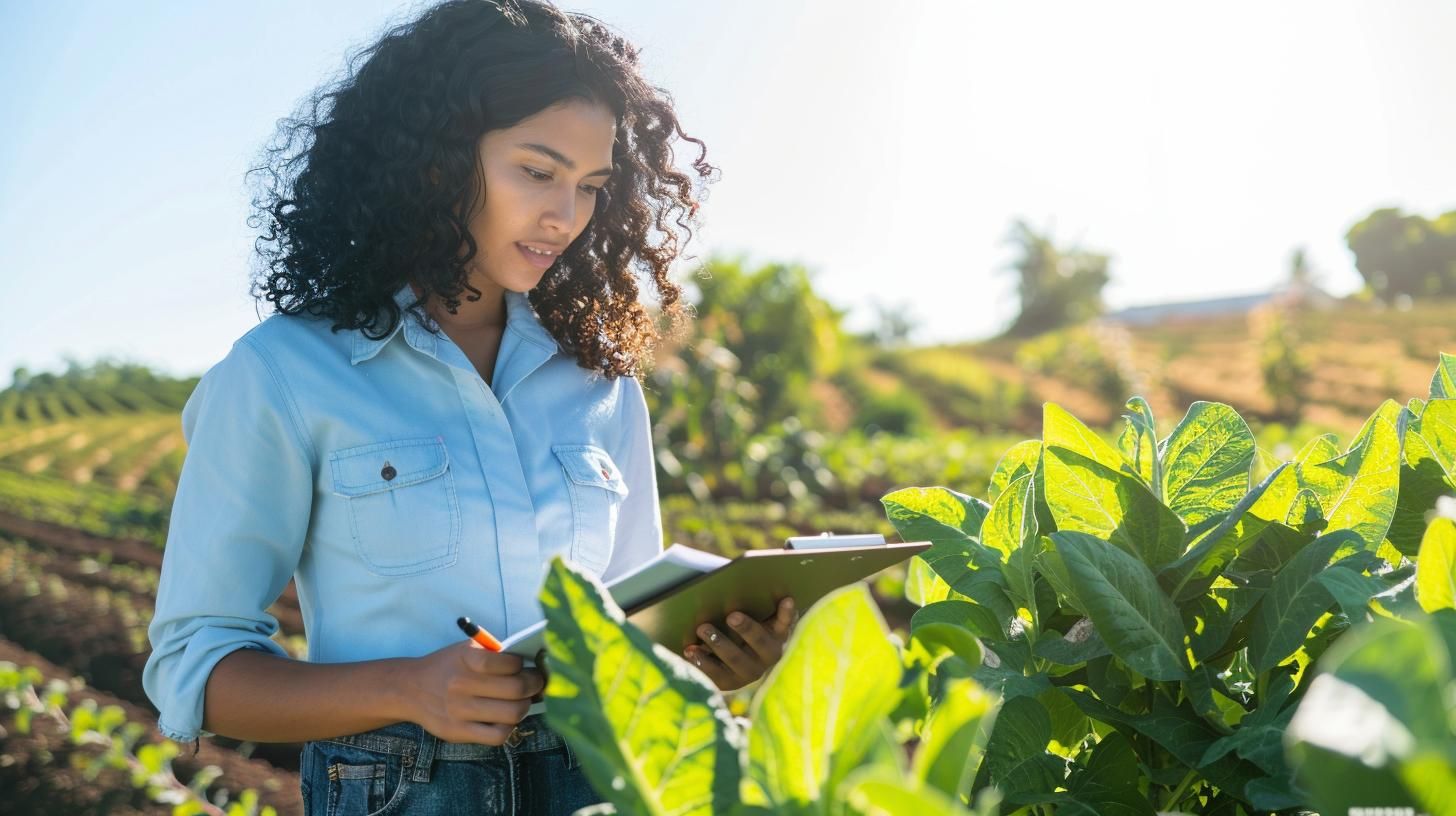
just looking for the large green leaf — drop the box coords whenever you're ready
[1160,463,1296,601]
[1297,417,1401,556]
[1199,703,1296,777]
[1349,398,1404,452]
[1064,732,1158,816]
[911,622,985,673]
[1414,398,1456,482]
[969,695,1061,801]
[748,584,903,814]
[882,486,991,542]
[1034,546,1084,615]
[988,440,1042,504]
[1431,351,1456,399]
[1229,521,1317,581]
[1286,487,1326,532]
[1247,532,1361,672]
[1082,655,1132,709]
[1032,618,1111,666]
[1044,446,1185,569]
[1062,688,1262,800]
[1043,402,1127,473]
[972,661,1052,702]
[911,678,997,801]
[1401,753,1456,815]
[1251,444,1282,485]
[912,541,1007,599]
[540,558,743,816]
[1316,567,1397,620]
[1293,433,1340,467]
[1183,577,1268,661]
[842,766,972,816]
[1287,613,1456,815]
[1160,402,1255,529]
[1117,397,1160,492]
[1417,517,1456,613]
[912,600,1003,646]
[884,487,1003,598]
[904,556,955,607]
[1028,688,1086,764]
[1050,531,1187,680]
[981,473,1039,610]
[1390,427,1456,555]
[1201,667,1296,774]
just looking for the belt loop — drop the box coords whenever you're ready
[412,727,439,783]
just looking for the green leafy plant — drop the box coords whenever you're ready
[0,661,277,816]
[874,354,1456,813]
[532,353,1456,814]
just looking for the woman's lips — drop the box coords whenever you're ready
[517,243,557,270]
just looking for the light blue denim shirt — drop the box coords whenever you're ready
[143,283,663,743]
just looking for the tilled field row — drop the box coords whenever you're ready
[0,530,307,774]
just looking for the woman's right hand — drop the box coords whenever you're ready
[407,640,546,745]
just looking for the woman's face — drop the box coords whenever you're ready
[466,98,618,294]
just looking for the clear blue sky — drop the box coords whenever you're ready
[2,0,1454,385]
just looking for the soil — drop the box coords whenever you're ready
[0,512,304,635]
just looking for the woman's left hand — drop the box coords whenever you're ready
[683,597,798,691]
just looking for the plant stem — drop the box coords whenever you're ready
[1164,768,1198,810]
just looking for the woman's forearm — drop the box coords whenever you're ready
[202,648,418,743]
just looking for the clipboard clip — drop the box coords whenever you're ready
[784,532,886,550]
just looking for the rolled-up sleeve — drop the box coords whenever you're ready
[143,335,314,743]
[602,375,664,583]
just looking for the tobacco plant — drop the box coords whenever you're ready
[539,353,1456,815]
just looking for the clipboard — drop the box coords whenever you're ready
[621,539,931,651]
[511,535,930,714]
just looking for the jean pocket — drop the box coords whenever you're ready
[327,761,392,816]
[552,444,629,574]
[330,436,461,576]
[304,741,408,816]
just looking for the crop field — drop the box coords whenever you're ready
[2,324,1455,813]
[892,301,1456,436]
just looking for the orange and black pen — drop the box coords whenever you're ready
[456,616,503,652]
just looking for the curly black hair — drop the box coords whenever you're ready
[245,0,718,379]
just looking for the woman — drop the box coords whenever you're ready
[142,1,797,813]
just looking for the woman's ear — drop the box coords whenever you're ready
[428,165,441,186]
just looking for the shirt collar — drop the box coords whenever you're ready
[350,283,561,365]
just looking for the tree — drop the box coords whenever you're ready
[645,255,854,496]
[1001,218,1111,337]
[687,255,849,423]
[1345,207,1456,301]
[1289,246,1313,287]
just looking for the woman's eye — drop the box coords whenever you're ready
[524,167,600,195]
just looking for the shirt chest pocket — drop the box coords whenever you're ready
[329,437,462,577]
[552,444,629,574]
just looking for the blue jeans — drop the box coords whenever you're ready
[299,714,606,815]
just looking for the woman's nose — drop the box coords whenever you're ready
[540,189,577,232]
